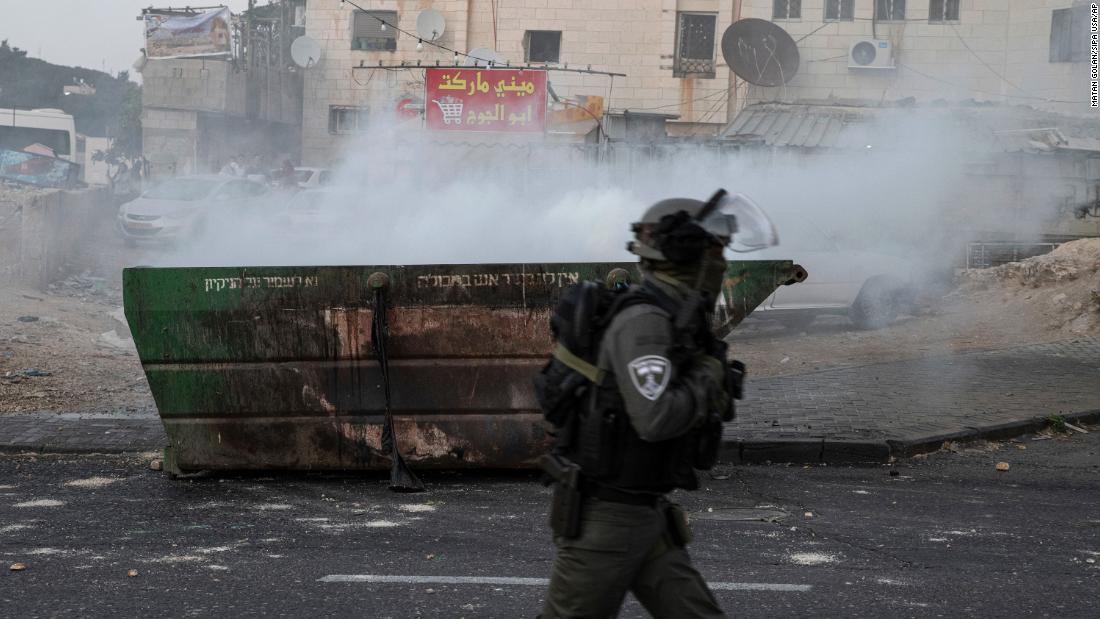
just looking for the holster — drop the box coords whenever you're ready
[665,502,693,547]
[540,454,584,539]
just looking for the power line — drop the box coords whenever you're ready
[795,21,836,44]
[897,62,1087,104]
[948,23,1029,96]
[339,0,624,77]
[625,89,728,112]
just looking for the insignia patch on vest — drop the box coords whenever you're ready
[627,355,671,401]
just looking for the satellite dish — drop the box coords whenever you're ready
[290,36,323,69]
[720,18,800,87]
[463,47,502,67]
[415,9,446,42]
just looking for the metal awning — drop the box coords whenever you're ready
[722,102,1100,154]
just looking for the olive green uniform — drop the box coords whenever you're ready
[541,274,727,619]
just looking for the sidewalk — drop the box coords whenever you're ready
[2,338,1098,463]
[726,338,1100,463]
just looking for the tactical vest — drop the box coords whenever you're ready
[567,281,717,493]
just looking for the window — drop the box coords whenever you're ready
[214,181,256,201]
[773,0,801,20]
[0,127,71,156]
[524,31,561,63]
[674,12,717,77]
[928,0,959,23]
[352,10,397,51]
[824,0,854,21]
[1050,6,1089,63]
[329,106,369,134]
[875,0,905,21]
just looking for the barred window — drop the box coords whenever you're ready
[928,0,959,23]
[875,0,906,21]
[674,12,716,78]
[825,0,854,21]
[773,0,801,19]
[352,10,397,51]
[329,106,369,134]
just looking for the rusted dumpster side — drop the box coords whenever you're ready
[123,261,804,474]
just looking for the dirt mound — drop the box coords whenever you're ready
[956,238,1100,336]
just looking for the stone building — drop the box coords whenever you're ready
[299,0,1094,165]
[737,0,1094,116]
[139,3,304,177]
[299,0,742,165]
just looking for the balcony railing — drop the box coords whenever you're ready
[674,57,715,78]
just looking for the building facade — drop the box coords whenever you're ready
[140,3,304,177]
[300,0,1093,165]
[737,1,1093,115]
[300,0,742,165]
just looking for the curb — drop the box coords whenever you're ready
[0,442,166,455]
[725,408,1100,465]
[2,410,1098,464]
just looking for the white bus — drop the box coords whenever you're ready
[0,107,78,163]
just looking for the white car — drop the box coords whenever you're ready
[267,167,332,189]
[117,175,270,243]
[281,187,350,229]
[750,217,916,330]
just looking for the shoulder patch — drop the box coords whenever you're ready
[627,355,671,401]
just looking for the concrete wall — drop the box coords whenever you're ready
[142,59,246,116]
[141,55,304,176]
[142,108,199,177]
[738,0,1090,116]
[0,187,113,290]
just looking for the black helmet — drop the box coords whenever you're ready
[628,189,777,262]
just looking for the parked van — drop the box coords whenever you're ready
[0,107,78,162]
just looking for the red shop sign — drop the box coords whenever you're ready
[425,68,547,133]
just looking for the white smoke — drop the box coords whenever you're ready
[151,105,1065,278]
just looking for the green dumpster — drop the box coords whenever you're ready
[123,261,806,474]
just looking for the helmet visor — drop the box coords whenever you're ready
[700,193,779,253]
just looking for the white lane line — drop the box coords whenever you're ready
[318,575,812,592]
[710,583,813,592]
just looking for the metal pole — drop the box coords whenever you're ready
[726,0,742,125]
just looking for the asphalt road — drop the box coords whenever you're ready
[2,431,1098,618]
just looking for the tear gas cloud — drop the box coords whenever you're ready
[155,107,1060,279]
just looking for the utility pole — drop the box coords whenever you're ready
[725,0,742,125]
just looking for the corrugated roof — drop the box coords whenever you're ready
[722,102,1100,153]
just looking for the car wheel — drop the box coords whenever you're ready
[850,276,902,330]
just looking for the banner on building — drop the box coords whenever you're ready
[144,8,233,59]
[425,69,547,133]
[0,149,79,188]
[549,95,605,129]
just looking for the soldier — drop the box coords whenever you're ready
[538,190,772,618]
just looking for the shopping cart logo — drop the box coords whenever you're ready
[432,96,464,125]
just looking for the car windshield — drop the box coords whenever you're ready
[294,170,315,183]
[143,179,220,201]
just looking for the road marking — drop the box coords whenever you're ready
[318,575,812,592]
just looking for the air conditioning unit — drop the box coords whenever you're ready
[848,39,895,70]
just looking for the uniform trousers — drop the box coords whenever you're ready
[541,497,726,618]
